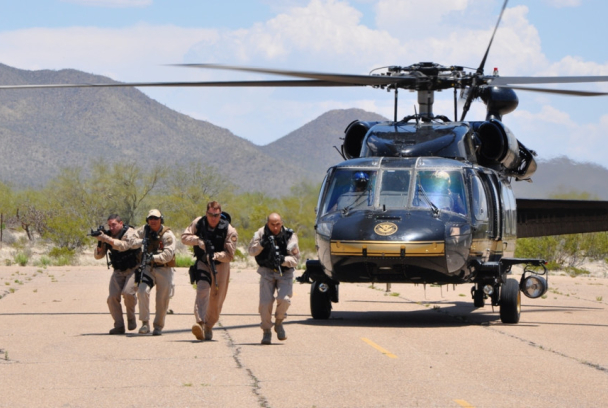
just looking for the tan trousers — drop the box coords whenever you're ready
[258,267,294,330]
[107,267,137,329]
[194,260,230,328]
[137,266,173,331]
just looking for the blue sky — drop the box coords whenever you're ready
[1,0,608,170]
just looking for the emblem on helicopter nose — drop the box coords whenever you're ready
[374,222,398,236]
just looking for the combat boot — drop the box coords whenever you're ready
[274,319,287,341]
[192,323,204,341]
[261,329,272,345]
[127,319,137,331]
[152,328,162,336]
[109,326,125,335]
[139,321,150,334]
[204,325,213,341]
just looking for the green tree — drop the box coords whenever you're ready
[90,162,164,225]
[0,181,15,242]
[13,189,50,241]
[156,162,231,229]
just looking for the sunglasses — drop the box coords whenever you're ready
[147,216,160,220]
[207,212,221,218]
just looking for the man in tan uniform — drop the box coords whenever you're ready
[248,213,300,345]
[135,209,176,336]
[181,201,238,341]
[94,214,140,335]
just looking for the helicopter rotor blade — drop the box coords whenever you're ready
[0,79,364,90]
[491,75,608,85]
[172,63,418,87]
[498,85,608,97]
[477,0,509,75]
[461,0,509,121]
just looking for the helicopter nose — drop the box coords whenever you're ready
[326,211,471,282]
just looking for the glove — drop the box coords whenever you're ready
[96,233,110,243]
[259,234,270,248]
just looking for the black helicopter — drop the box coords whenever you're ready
[3,0,608,324]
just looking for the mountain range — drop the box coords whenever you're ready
[1,63,607,200]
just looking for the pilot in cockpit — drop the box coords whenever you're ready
[334,171,373,210]
[429,171,466,214]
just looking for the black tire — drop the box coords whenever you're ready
[310,281,332,319]
[500,278,521,324]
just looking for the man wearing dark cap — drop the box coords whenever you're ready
[93,214,140,334]
[181,201,238,341]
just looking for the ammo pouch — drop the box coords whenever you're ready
[188,264,211,285]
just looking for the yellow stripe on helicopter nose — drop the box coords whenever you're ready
[331,240,445,257]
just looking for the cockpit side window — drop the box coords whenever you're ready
[412,170,468,215]
[470,174,489,222]
[319,169,377,215]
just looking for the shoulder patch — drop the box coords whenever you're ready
[231,235,237,242]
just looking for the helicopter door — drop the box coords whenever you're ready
[500,181,517,257]
[468,171,492,261]
[479,172,504,260]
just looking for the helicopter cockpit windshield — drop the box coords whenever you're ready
[321,169,378,214]
[414,170,467,216]
[319,158,468,217]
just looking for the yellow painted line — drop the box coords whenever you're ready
[454,400,474,407]
[361,338,397,359]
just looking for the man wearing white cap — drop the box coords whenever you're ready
[135,209,176,336]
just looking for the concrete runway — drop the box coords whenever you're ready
[1,264,607,407]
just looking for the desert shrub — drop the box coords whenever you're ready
[13,251,29,266]
[34,256,52,268]
[48,247,76,266]
[234,248,248,262]
[175,253,195,268]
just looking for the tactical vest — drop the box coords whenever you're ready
[146,225,176,267]
[255,226,293,269]
[108,225,141,271]
[193,216,229,263]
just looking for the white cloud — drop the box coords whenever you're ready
[542,0,582,8]
[60,0,152,7]
[1,0,606,159]
[0,25,216,81]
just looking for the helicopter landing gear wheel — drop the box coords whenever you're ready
[500,278,521,324]
[310,281,332,320]
[473,286,485,308]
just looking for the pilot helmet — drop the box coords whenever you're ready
[433,171,450,184]
[353,171,369,189]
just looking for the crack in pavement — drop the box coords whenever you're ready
[218,322,270,408]
[410,294,608,375]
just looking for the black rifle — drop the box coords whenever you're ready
[88,225,111,269]
[88,225,109,237]
[268,235,283,276]
[134,225,154,288]
[203,240,219,291]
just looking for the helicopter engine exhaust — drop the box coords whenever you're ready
[476,119,536,180]
[343,121,380,159]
